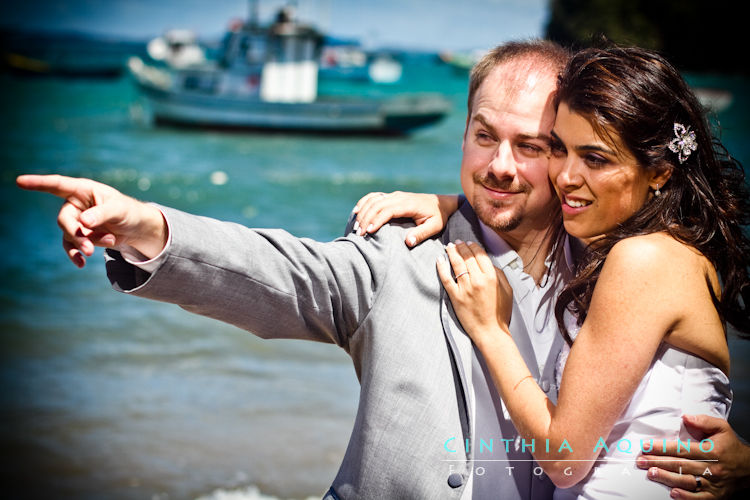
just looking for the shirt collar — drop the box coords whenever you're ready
[478,221,578,275]
[479,221,523,271]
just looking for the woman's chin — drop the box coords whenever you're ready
[562,223,604,245]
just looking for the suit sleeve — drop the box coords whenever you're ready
[105,206,392,351]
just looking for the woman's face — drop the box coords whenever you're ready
[548,103,654,243]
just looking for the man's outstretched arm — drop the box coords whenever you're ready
[17,174,389,348]
[17,174,168,266]
[637,414,750,499]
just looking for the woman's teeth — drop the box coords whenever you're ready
[565,198,591,208]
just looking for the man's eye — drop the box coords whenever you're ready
[551,142,567,157]
[476,132,494,144]
[518,143,544,156]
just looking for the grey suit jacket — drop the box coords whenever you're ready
[105,199,559,500]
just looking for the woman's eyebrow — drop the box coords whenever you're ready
[551,130,616,155]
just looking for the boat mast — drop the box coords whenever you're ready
[248,0,259,28]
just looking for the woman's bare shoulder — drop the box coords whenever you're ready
[598,233,717,303]
[601,233,721,318]
[606,232,707,272]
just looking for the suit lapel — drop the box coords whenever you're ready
[439,290,474,453]
[439,201,483,446]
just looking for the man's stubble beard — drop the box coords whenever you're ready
[474,198,525,233]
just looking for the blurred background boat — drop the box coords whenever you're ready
[145,28,208,69]
[127,4,450,135]
[438,48,487,75]
[319,37,402,84]
[0,29,146,78]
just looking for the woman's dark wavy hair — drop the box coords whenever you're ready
[553,44,750,343]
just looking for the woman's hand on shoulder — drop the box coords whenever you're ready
[436,240,513,347]
[352,191,459,247]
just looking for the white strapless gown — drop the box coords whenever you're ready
[553,341,732,500]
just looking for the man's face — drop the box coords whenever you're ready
[461,63,558,239]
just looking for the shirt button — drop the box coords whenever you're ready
[541,380,551,392]
[536,464,547,480]
[447,473,463,488]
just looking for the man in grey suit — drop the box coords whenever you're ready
[18,40,750,499]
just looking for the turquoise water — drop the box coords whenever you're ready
[1,61,749,500]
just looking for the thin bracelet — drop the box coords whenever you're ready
[513,375,534,391]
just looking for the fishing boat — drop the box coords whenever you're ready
[1,29,145,78]
[319,38,403,84]
[438,48,487,74]
[145,29,207,69]
[128,6,450,135]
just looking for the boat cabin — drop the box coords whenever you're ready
[219,9,323,103]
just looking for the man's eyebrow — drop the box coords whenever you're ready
[473,114,552,145]
[472,113,495,133]
[519,132,553,145]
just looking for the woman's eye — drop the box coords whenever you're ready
[585,154,608,168]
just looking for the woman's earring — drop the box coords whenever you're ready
[654,184,661,197]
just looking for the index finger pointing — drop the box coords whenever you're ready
[16,174,89,199]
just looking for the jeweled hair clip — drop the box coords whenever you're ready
[668,122,697,163]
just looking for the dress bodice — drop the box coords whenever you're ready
[553,338,732,499]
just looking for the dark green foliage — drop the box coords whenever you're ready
[545,0,745,74]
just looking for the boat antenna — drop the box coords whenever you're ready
[248,0,259,28]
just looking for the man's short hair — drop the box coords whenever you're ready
[467,39,571,116]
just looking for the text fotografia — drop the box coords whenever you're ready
[446,463,715,479]
[443,437,715,455]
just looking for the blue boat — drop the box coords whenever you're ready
[128,6,450,135]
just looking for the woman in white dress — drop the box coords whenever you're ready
[355,45,750,498]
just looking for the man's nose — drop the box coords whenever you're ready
[487,141,516,178]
